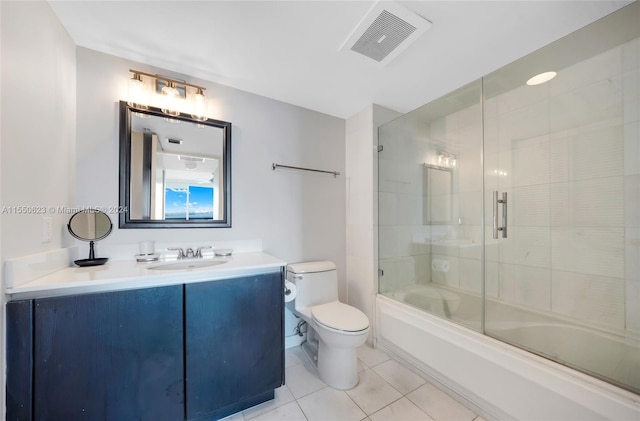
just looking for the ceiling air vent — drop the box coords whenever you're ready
[339,1,432,65]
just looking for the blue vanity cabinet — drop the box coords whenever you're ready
[185,272,284,420]
[6,300,33,421]
[33,285,184,421]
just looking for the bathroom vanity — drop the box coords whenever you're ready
[6,253,285,421]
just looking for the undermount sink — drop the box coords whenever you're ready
[147,259,228,271]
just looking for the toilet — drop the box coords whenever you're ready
[286,261,370,390]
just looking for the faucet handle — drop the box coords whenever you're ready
[167,247,185,260]
[195,246,212,258]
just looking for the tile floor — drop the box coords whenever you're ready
[225,344,488,421]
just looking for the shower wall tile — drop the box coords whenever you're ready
[396,226,418,257]
[512,184,549,227]
[499,227,551,269]
[458,102,481,129]
[484,223,500,263]
[458,149,483,193]
[626,279,640,333]
[484,96,498,121]
[459,258,482,294]
[497,82,549,116]
[377,158,397,193]
[626,228,640,283]
[550,180,624,228]
[396,193,423,226]
[430,114,459,143]
[622,37,639,72]
[378,191,396,226]
[458,190,483,226]
[499,264,551,311]
[550,47,621,96]
[431,238,460,257]
[551,271,625,330]
[551,227,624,279]
[378,258,397,294]
[549,76,623,134]
[549,183,570,227]
[378,226,397,260]
[498,100,550,148]
[410,226,431,256]
[572,125,623,181]
[416,254,432,285]
[625,174,640,227]
[485,261,500,298]
[574,177,624,226]
[512,134,549,187]
[624,122,640,175]
[549,134,570,183]
[459,234,482,261]
[623,68,640,123]
[396,256,418,289]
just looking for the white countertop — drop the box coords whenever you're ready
[6,252,286,300]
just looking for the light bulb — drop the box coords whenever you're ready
[161,81,181,117]
[127,73,149,110]
[191,88,207,122]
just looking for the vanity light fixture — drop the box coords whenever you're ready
[436,151,457,169]
[127,69,208,120]
[526,71,557,86]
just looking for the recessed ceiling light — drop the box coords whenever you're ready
[526,71,557,86]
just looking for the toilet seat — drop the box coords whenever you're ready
[311,302,369,333]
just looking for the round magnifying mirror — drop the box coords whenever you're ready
[68,209,112,267]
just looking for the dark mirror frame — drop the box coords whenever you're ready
[119,101,232,229]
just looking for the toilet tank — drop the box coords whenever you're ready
[286,261,338,310]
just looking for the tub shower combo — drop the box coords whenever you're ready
[376,3,640,419]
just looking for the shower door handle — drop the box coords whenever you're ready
[493,191,508,239]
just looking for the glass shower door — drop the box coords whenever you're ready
[378,80,484,332]
[482,4,640,394]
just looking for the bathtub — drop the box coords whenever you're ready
[376,292,640,420]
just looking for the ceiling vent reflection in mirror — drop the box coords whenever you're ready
[127,69,208,121]
[339,0,432,65]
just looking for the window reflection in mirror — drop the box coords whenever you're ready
[119,101,231,228]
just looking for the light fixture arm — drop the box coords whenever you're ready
[129,69,207,92]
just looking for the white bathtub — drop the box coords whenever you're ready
[376,294,640,420]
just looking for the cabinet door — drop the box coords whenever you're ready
[185,272,284,420]
[6,300,33,421]
[34,286,184,421]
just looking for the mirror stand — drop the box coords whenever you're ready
[74,240,108,267]
[68,209,113,267]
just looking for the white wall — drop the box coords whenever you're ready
[345,104,400,341]
[75,48,346,338]
[1,1,76,260]
[1,1,77,418]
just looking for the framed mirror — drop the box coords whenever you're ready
[119,101,231,228]
[424,164,453,225]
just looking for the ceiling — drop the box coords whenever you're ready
[48,0,631,119]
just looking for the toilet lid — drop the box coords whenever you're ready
[312,302,369,332]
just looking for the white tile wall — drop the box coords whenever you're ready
[551,271,625,329]
[499,263,551,311]
[378,34,640,339]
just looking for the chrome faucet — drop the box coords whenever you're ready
[167,246,212,259]
[195,246,212,258]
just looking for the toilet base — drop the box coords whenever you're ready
[317,341,359,390]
